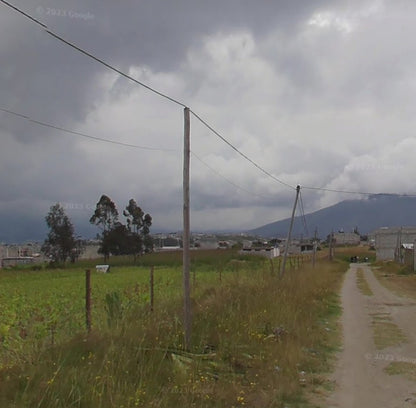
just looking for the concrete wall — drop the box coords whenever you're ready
[333,232,360,246]
[240,247,280,259]
[374,227,416,261]
[80,244,100,260]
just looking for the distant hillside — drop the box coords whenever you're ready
[249,194,416,239]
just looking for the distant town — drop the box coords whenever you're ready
[3,226,416,271]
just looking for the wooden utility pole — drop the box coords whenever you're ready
[85,269,92,334]
[312,227,317,268]
[183,107,191,350]
[280,185,301,277]
[150,266,154,312]
[329,230,334,261]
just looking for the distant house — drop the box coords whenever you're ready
[333,232,360,246]
[400,243,414,267]
[217,241,230,249]
[1,256,34,268]
[240,246,280,259]
[374,226,416,261]
[156,237,182,251]
[300,243,314,253]
[279,240,315,255]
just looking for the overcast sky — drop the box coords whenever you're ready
[1,0,416,241]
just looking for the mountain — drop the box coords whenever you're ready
[249,194,416,239]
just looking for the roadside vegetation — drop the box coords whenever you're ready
[333,245,376,264]
[370,312,407,350]
[384,361,416,382]
[356,268,373,296]
[0,250,347,407]
[372,261,416,300]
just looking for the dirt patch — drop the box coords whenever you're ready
[373,269,416,300]
[371,313,407,349]
[325,264,416,407]
[356,268,373,296]
[384,362,416,382]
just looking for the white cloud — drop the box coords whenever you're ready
[308,12,355,34]
[52,12,416,231]
[307,0,385,34]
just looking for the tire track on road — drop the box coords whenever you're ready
[326,264,416,408]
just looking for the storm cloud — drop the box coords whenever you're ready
[1,0,415,241]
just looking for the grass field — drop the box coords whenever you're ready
[372,261,416,300]
[0,249,347,407]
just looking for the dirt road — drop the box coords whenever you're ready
[326,263,416,407]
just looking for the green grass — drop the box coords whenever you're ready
[334,246,376,264]
[52,248,267,270]
[0,252,347,407]
[370,313,407,350]
[384,361,416,382]
[372,262,416,299]
[356,268,373,296]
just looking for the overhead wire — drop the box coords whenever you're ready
[0,0,46,27]
[44,31,188,109]
[1,105,285,200]
[3,0,416,201]
[0,0,296,192]
[302,184,416,198]
[0,107,176,152]
[303,185,375,196]
[0,0,187,109]
[190,110,295,190]
[191,151,279,200]
[1,106,286,200]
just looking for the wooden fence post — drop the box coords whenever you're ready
[85,269,92,334]
[150,265,154,312]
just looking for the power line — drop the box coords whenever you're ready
[190,110,295,190]
[1,104,282,199]
[302,184,416,197]
[45,30,188,109]
[0,0,187,109]
[0,0,297,191]
[0,107,176,152]
[0,0,46,28]
[302,185,374,195]
[3,0,416,199]
[191,151,278,200]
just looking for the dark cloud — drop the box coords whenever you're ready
[3,0,416,241]
[1,0,332,138]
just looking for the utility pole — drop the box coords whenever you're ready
[395,227,402,263]
[183,107,191,351]
[280,185,301,277]
[312,227,318,268]
[329,230,334,261]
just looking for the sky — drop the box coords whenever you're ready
[1,0,416,242]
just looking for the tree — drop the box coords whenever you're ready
[100,222,132,256]
[123,199,153,257]
[89,195,119,233]
[90,196,153,261]
[42,203,83,264]
[90,195,119,261]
